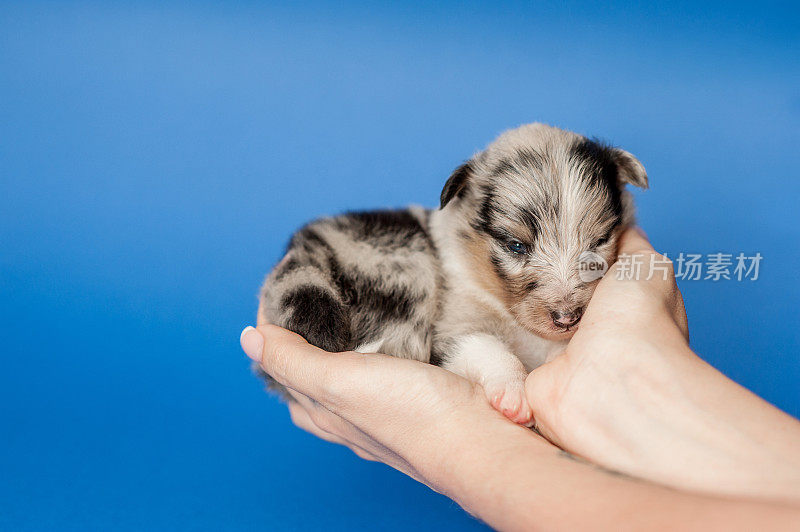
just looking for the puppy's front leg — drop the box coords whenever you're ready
[442,333,532,425]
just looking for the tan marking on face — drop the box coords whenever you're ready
[462,227,563,338]
[463,231,515,309]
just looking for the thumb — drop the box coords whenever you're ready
[240,324,336,400]
[616,226,655,257]
[524,355,569,446]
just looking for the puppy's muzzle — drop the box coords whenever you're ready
[550,307,583,329]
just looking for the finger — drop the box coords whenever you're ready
[286,386,402,466]
[288,401,378,462]
[285,387,323,415]
[287,388,362,444]
[523,357,567,448]
[616,226,656,256]
[609,227,677,298]
[349,445,379,462]
[257,298,267,327]
[240,324,342,402]
[288,402,349,445]
[284,385,354,441]
[673,290,690,341]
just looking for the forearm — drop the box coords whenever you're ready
[425,417,800,531]
[629,347,800,500]
[563,336,800,502]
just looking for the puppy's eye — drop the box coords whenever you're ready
[506,240,528,255]
[593,236,609,249]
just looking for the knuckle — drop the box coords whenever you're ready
[656,252,674,268]
[307,408,338,434]
[352,447,377,461]
[312,360,342,402]
[267,342,297,383]
[288,404,306,427]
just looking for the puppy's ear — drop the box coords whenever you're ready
[440,161,474,208]
[612,149,648,189]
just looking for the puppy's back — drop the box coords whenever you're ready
[259,207,440,391]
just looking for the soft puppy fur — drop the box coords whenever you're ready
[259,123,647,424]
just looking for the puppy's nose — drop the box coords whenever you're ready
[550,308,583,329]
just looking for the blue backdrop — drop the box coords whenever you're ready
[1,1,798,530]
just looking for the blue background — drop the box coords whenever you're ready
[1,1,798,530]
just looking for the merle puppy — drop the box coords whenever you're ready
[258,123,647,424]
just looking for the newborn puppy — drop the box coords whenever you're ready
[259,123,647,424]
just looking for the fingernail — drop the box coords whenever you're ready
[240,326,264,362]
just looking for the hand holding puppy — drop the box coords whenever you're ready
[243,228,800,507]
[526,228,800,502]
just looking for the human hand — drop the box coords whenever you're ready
[526,226,689,448]
[240,316,800,529]
[525,227,800,501]
[239,322,524,492]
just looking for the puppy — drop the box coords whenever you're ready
[258,123,647,424]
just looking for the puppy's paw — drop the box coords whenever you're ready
[485,378,533,426]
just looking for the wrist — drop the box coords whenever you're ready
[429,417,550,524]
[571,343,800,501]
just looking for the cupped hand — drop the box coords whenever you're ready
[525,228,693,470]
[239,321,527,492]
[239,322,800,531]
[525,228,800,501]
[243,226,800,503]
[240,227,690,489]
